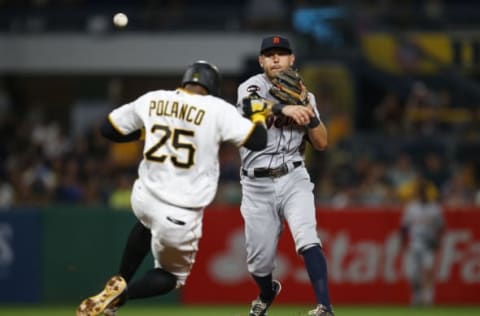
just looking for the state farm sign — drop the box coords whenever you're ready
[182,207,480,304]
[437,230,480,283]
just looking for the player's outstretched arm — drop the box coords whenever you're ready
[240,94,269,151]
[100,117,144,142]
[243,122,267,151]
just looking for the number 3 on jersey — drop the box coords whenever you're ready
[145,124,195,169]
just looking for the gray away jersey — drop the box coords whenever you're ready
[236,73,320,169]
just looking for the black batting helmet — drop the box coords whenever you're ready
[181,60,221,96]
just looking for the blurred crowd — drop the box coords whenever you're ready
[1,0,480,211]
[0,104,128,209]
[312,147,480,209]
[1,81,479,211]
[309,77,480,209]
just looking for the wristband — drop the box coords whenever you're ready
[271,103,285,115]
[308,116,320,128]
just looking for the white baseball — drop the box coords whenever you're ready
[113,13,128,27]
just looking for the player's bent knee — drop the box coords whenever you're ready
[148,268,177,294]
[248,263,275,277]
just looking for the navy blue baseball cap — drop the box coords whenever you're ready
[260,35,292,54]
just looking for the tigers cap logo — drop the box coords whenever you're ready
[260,35,292,54]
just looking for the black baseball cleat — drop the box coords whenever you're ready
[308,304,335,316]
[76,275,127,316]
[248,280,282,316]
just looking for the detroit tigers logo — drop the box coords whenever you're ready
[267,115,301,129]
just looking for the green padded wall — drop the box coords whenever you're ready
[41,206,178,304]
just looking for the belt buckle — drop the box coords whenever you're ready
[268,164,287,177]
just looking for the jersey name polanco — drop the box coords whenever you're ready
[109,88,255,208]
[237,73,320,169]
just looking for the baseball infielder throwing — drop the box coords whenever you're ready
[236,36,334,316]
[76,60,270,316]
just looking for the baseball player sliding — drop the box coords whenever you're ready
[236,36,334,316]
[76,61,271,316]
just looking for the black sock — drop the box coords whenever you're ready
[252,274,275,302]
[118,221,151,282]
[127,268,177,299]
[302,245,332,310]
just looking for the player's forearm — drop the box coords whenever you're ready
[100,117,143,142]
[243,122,267,151]
[307,120,328,150]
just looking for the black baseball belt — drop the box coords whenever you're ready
[242,161,302,178]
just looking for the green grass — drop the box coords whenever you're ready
[0,304,479,316]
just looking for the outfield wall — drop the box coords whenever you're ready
[185,207,480,305]
[0,206,479,304]
[0,207,178,304]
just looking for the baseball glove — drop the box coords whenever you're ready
[270,67,309,105]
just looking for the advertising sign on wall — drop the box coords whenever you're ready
[0,210,42,303]
[183,207,480,304]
